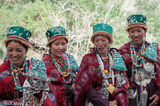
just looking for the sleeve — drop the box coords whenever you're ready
[74,55,109,106]
[86,88,109,106]
[111,71,129,106]
[29,58,49,104]
[67,53,79,72]
[154,44,160,94]
[0,61,15,100]
[154,44,160,87]
[74,55,91,106]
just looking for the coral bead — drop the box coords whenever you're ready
[104,70,108,74]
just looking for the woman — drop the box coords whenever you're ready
[74,23,129,106]
[119,14,160,106]
[42,26,78,106]
[0,26,48,105]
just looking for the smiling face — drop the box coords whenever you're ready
[128,26,146,46]
[50,37,67,60]
[6,41,27,68]
[93,35,110,57]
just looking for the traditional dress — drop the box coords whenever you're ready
[42,53,78,106]
[74,48,129,106]
[119,41,160,106]
[0,58,48,105]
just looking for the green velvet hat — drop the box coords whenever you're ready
[126,14,148,31]
[91,23,113,44]
[4,26,32,48]
[46,26,68,47]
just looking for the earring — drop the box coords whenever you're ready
[143,36,146,40]
[108,46,110,51]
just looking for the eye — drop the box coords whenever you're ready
[94,39,99,43]
[17,49,23,52]
[54,43,59,46]
[102,39,106,42]
[137,29,141,32]
[62,42,66,45]
[7,48,13,52]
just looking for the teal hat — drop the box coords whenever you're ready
[91,23,113,44]
[4,26,32,48]
[46,26,68,47]
[126,14,148,31]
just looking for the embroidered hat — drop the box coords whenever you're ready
[4,26,32,48]
[91,23,113,44]
[126,14,148,31]
[46,26,68,47]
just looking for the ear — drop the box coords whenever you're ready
[128,34,131,38]
[25,49,28,54]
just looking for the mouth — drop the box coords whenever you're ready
[10,57,19,62]
[97,48,104,52]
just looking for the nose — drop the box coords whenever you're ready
[12,50,18,57]
[134,32,139,37]
[58,44,63,49]
[98,40,103,46]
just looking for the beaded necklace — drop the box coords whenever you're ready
[130,41,147,105]
[52,56,72,84]
[130,40,146,70]
[96,53,115,94]
[10,61,29,92]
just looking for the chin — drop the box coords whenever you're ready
[57,55,64,58]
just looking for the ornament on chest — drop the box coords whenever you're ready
[133,61,156,86]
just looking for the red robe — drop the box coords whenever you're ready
[0,60,27,101]
[74,48,129,106]
[119,42,160,105]
[0,59,46,105]
[42,54,78,106]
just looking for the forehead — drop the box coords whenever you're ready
[52,37,67,43]
[7,41,25,48]
[129,26,144,31]
[94,34,109,39]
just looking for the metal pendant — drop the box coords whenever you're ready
[100,83,109,99]
[143,62,154,72]
[106,84,115,94]
[128,88,137,99]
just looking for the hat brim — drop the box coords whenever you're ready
[46,35,68,47]
[91,31,113,44]
[126,24,148,31]
[4,37,32,48]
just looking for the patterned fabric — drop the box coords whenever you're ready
[142,42,158,62]
[0,58,48,105]
[119,41,160,106]
[127,14,146,25]
[4,26,32,48]
[112,49,127,71]
[42,53,78,106]
[74,48,128,106]
[46,26,68,46]
[91,23,113,44]
[126,14,148,31]
[29,58,48,80]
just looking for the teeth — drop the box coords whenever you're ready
[12,58,18,61]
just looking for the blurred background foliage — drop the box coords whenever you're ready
[0,0,160,64]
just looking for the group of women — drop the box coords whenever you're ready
[0,14,160,106]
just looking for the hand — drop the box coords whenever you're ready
[109,100,118,106]
[61,85,73,96]
[149,94,160,106]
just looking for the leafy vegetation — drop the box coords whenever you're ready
[0,0,160,64]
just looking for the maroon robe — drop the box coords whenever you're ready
[0,59,45,105]
[74,48,129,106]
[119,41,160,106]
[42,54,78,106]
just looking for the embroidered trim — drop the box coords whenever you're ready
[142,42,158,62]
